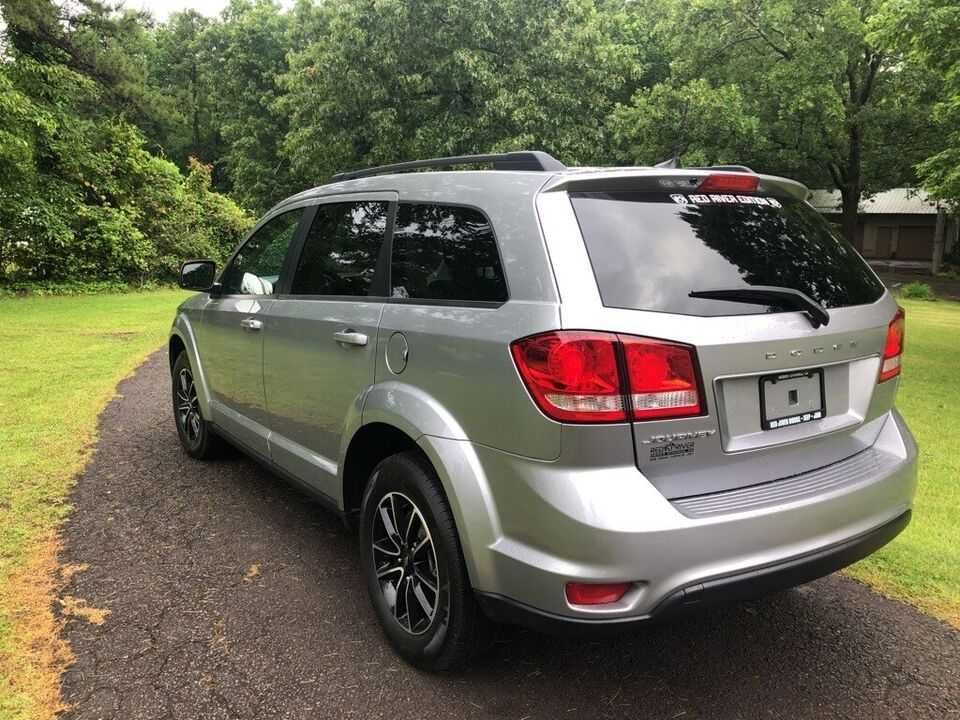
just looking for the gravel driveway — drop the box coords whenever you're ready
[58,351,960,719]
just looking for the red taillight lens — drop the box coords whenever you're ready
[509,331,626,422]
[565,582,631,606]
[621,337,704,420]
[879,307,905,383]
[697,173,759,193]
[510,331,705,423]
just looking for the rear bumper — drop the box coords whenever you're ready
[422,409,918,626]
[476,509,910,636]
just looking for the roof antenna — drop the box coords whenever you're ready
[655,146,683,169]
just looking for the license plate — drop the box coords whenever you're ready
[759,369,825,430]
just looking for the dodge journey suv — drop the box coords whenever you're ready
[171,151,917,670]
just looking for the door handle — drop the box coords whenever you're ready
[240,317,263,331]
[333,330,368,346]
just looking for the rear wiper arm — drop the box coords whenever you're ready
[688,286,830,328]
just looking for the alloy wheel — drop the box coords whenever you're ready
[176,367,202,447]
[371,492,441,635]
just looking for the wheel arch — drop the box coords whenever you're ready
[169,315,212,418]
[340,389,501,589]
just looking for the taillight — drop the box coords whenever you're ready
[697,173,759,193]
[879,307,905,383]
[510,331,705,423]
[621,337,704,419]
[565,582,631,606]
[509,331,625,422]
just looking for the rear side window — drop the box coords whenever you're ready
[390,203,507,303]
[570,191,884,316]
[290,201,388,296]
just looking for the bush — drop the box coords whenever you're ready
[899,281,936,300]
[0,280,171,297]
[0,58,253,287]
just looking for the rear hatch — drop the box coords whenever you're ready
[542,170,904,500]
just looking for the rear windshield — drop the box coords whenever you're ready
[570,191,884,316]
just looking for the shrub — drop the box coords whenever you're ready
[899,282,936,300]
[0,58,253,287]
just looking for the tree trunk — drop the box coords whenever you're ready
[932,207,946,275]
[840,187,860,245]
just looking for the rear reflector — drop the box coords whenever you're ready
[510,331,705,423]
[697,173,759,193]
[878,307,905,383]
[565,582,631,606]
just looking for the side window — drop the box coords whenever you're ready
[391,203,507,303]
[289,201,388,296]
[221,210,301,295]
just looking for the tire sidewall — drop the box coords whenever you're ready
[359,454,464,667]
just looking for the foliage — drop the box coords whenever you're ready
[873,0,960,207]
[614,0,944,241]
[899,281,936,300]
[0,54,251,285]
[279,0,641,187]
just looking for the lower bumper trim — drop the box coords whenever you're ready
[476,509,910,637]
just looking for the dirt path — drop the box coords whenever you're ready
[58,352,960,719]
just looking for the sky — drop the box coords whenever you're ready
[129,0,293,21]
[128,0,231,20]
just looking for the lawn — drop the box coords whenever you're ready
[0,289,188,720]
[0,290,957,720]
[847,297,960,627]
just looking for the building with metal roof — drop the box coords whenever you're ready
[808,188,956,267]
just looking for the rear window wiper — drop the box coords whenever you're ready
[688,286,830,328]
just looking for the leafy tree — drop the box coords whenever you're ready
[279,0,640,185]
[0,55,250,285]
[143,10,223,170]
[873,0,960,207]
[208,0,296,212]
[615,0,942,241]
[1,0,165,123]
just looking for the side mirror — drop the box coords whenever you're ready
[179,259,216,292]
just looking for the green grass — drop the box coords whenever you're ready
[847,298,960,626]
[0,289,188,720]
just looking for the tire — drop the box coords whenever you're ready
[171,351,225,460]
[359,451,489,671]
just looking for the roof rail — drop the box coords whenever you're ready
[330,151,566,182]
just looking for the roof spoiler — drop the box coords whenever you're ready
[331,151,566,182]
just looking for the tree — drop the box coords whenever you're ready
[279,0,641,186]
[615,0,942,242]
[143,10,223,170]
[874,0,960,207]
[0,47,250,285]
[207,0,296,212]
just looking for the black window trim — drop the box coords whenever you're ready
[384,199,510,308]
[278,195,397,302]
[218,195,511,308]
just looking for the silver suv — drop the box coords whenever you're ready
[171,151,917,670]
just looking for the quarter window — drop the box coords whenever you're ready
[221,210,302,296]
[391,203,507,303]
[290,201,388,296]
